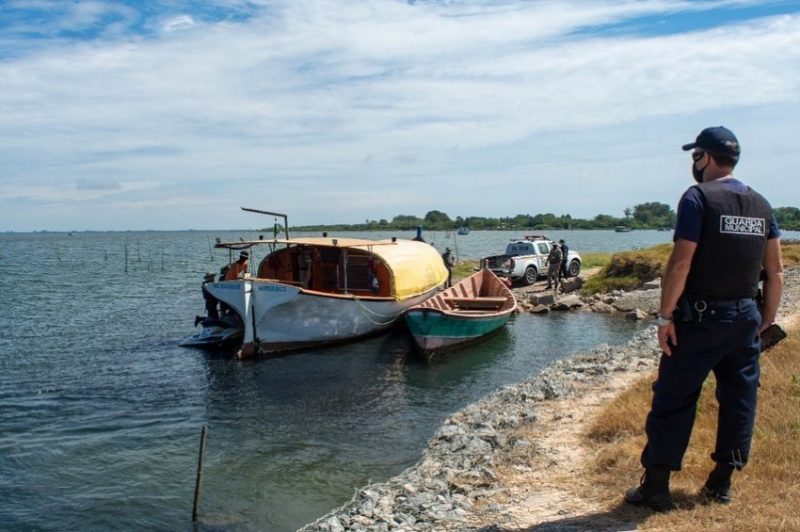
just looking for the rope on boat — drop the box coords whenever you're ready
[351,295,402,326]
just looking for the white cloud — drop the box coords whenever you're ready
[0,0,798,230]
[162,15,197,33]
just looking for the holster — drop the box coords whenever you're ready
[675,294,694,322]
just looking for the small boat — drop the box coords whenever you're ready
[615,225,632,233]
[456,226,470,236]
[190,209,449,356]
[403,268,517,357]
[180,315,243,348]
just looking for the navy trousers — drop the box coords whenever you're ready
[641,298,761,471]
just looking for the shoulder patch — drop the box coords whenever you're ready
[719,215,766,236]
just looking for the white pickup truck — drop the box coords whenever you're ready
[482,235,582,286]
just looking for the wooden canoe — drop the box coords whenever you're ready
[403,268,517,357]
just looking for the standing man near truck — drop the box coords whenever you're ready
[545,242,562,290]
[625,126,783,511]
[558,239,570,280]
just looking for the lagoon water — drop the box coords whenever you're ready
[2,229,796,531]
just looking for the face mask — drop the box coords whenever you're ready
[692,159,708,183]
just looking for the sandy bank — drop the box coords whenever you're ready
[300,267,800,532]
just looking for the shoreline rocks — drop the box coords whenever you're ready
[516,276,660,319]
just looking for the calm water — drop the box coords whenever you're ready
[1,229,793,531]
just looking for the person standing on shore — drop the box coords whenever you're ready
[441,247,455,288]
[625,126,784,511]
[559,239,569,280]
[545,242,562,290]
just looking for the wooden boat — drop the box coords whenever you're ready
[200,210,448,356]
[615,225,632,233]
[403,268,517,357]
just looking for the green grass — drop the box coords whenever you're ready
[580,252,612,269]
[581,243,672,295]
[453,260,480,280]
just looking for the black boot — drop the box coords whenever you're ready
[702,463,734,504]
[625,468,674,512]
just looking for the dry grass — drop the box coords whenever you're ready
[780,243,800,266]
[585,327,800,531]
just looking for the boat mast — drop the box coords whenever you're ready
[240,207,289,241]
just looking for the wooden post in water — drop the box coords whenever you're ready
[192,425,208,523]
[124,242,129,273]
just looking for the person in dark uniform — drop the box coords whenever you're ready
[545,242,562,290]
[202,272,220,319]
[441,247,455,287]
[558,239,569,280]
[625,126,784,511]
[195,272,220,326]
[412,225,426,242]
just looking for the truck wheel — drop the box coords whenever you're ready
[568,260,581,277]
[524,266,538,285]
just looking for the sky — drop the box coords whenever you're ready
[1,0,799,232]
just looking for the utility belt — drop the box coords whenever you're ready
[674,292,756,323]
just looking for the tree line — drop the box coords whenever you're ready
[291,202,679,231]
[290,203,800,232]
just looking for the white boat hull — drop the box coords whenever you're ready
[208,280,438,353]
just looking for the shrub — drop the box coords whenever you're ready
[582,243,672,295]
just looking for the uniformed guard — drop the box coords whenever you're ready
[545,242,562,290]
[558,239,569,280]
[625,126,784,511]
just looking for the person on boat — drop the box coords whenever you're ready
[412,225,426,242]
[366,257,380,293]
[545,242,562,290]
[201,272,220,321]
[224,250,249,280]
[441,247,455,287]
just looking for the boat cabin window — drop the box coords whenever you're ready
[257,245,389,296]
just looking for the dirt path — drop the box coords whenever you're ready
[468,368,652,531]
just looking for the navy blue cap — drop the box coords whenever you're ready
[682,126,740,159]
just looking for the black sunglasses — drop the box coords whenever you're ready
[691,151,706,161]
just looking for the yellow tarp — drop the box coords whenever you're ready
[363,239,449,301]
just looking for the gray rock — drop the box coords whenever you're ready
[560,276,583,293]
[642,278,661,290]
[551,294,584,311]
[529,293,556,306]
[626,308,649,320]
[529,304,550,314]
[592,301,614,313]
